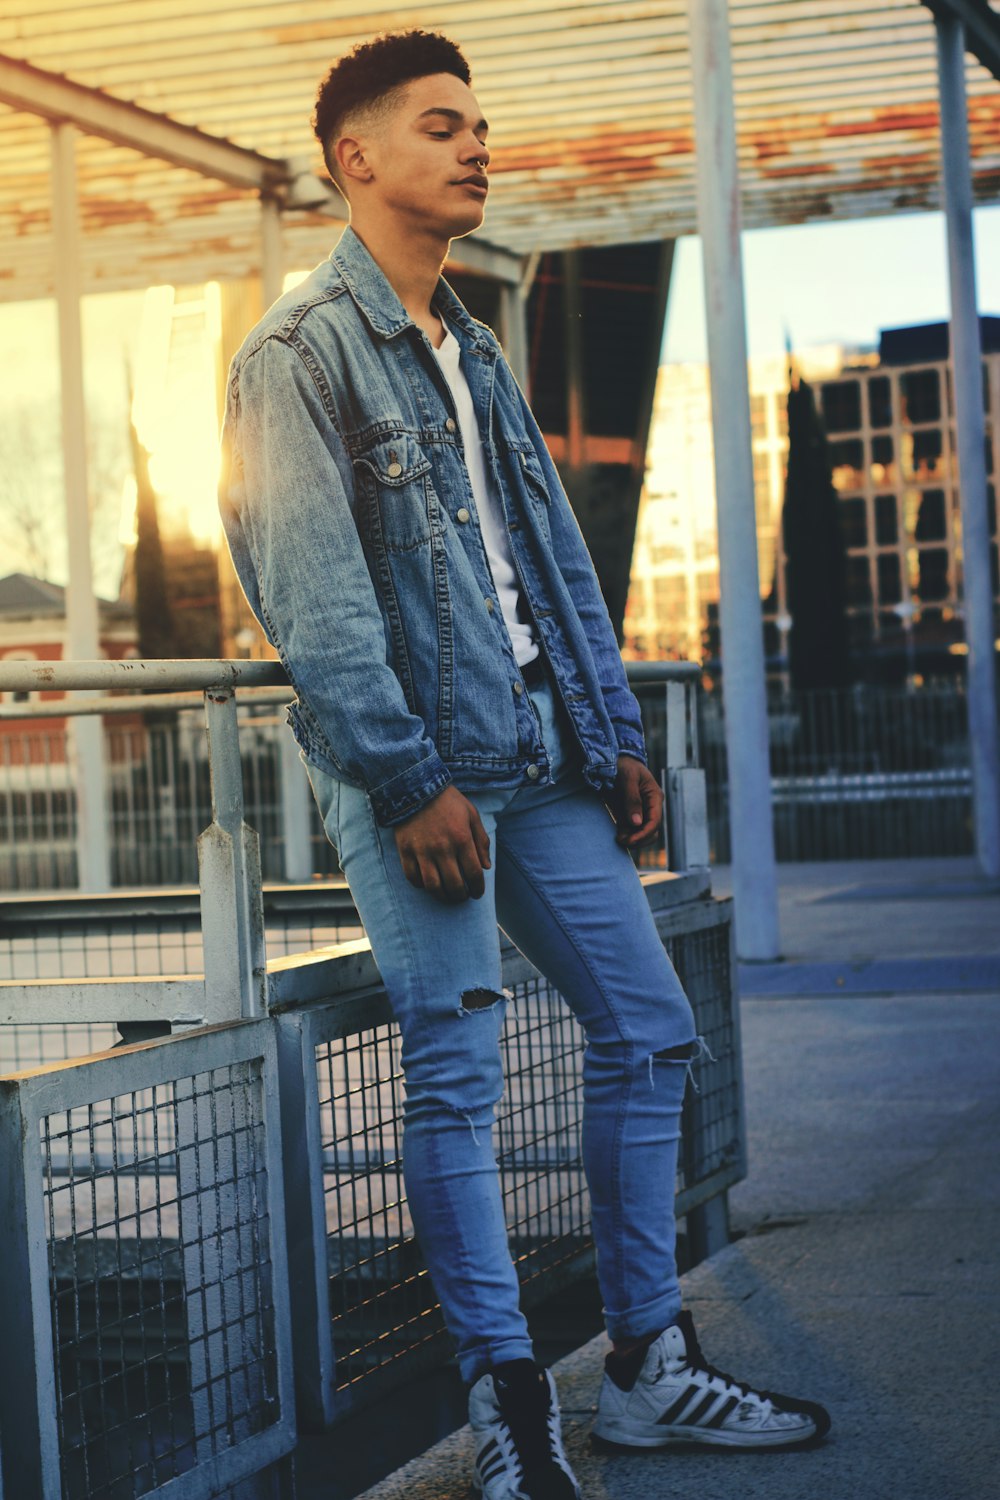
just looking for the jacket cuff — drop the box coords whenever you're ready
[368,751,454,828]
[614,730,649,766]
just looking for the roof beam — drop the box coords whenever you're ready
[922,0,1000,81]
[0,51,523,282]
[0,53,284,191]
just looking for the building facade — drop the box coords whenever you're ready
[625,320,1000,684]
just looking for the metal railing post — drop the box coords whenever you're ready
[199,688,267,1019]
[0,1081,61,1499]
[665,678,710,871]
[275,1011,342,1430]
[279,730,314,883]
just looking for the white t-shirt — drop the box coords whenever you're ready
[432,322,540,669]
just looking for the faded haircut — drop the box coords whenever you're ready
[313,30,472,196]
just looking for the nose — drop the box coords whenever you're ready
[464,136,490,168]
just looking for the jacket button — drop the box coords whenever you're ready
[457,507,470,522]
[485,597,494,612]
[387,461,403,478]
[445,417,457,433]
[526,764,541,780]
[513,681,523,695]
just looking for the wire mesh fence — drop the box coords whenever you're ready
[0,1021,295,1500]
[300,898,739,1415]
[0,708,339,894]
[0,887,366,1074]
[700,679,976,862]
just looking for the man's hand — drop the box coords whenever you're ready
[606,754,663,849]
[393,785,492,903]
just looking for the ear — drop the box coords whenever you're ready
[336,134,373,188]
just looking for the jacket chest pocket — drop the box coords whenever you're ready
[507,444,552,537]
[354,436,435,552]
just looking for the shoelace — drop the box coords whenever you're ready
[494,1370,554,1478]
[664,1320,775,1415]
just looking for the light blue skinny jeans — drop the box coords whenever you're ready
[303,667,698,1385]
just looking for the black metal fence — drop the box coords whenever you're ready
[700,679,976,862]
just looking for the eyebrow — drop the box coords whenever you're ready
[417,106,489,135]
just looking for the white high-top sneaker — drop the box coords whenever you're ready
[468,1358,581,1500]
[593,1310,830,1450]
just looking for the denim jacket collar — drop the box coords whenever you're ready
[331,224,495,355]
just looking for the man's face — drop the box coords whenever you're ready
[350,72,490,238]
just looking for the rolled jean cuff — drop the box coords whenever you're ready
[604,1287,683,1345]
[462,1334,536,1388]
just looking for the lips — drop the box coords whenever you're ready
[455,174,489,191]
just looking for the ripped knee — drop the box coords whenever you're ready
[646,1034,716,1091]
[456,985,513,1017]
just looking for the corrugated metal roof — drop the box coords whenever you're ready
[2,0,999,300]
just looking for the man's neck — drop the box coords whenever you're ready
[349,216,451,347]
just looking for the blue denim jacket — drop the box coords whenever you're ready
[218,225,647,827]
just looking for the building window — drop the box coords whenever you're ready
[846,556,873,606]
[870,434,896,486]
[868,375,892,429]
[875,494,898,545]
[839,497,868,549]
[829,438,865,492]
[900,369,941,425]
[917,548,950,602]
[914,490,948,544]
[903,427,945,482]
[821,379,862,433]
[877,553,902,606]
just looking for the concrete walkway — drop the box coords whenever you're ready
[327,858,1000,1500]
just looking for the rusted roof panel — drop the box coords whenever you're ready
[1,0,999,300]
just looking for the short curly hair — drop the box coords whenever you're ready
[313,30,472,195]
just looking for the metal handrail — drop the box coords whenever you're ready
[0,654,709,940]
[0,686,292,720]
[0,655,700,717]
[0,658,286,694]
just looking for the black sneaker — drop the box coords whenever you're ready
[592,1309,830,1450]
[468,1358,581,1499]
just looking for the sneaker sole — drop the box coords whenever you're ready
[471,1465,581,1499]
[591,1413,819,1450]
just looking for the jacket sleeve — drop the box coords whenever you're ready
[219,335,453,826]
[508,373,648,766]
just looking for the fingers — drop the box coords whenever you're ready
[394,791,492,904]
[420,833,486,903]
[470,805,492,873]
[614,764,663,848]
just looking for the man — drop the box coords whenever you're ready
[219,30,829,1500]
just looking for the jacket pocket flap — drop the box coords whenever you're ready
[509,444,551,503]
[354,434,432,487]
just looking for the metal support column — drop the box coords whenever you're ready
[499,279,529,393]
[935,12,1000,878]
[50,121,111,894]
[562,249,587,476]
[260,193,284,309]
[687,0,779,957]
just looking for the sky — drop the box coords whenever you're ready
[662,204,1000,364]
